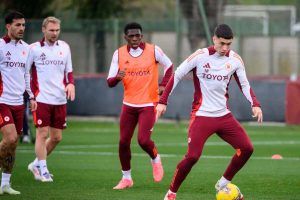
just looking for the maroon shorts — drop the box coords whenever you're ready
[33,102,67,129]
[0,103,25,135]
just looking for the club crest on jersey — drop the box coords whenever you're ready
[225,63,231,70]
[203,63,210,73]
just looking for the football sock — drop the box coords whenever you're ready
[168,189,176,195]
[1,173,11,187]
[122,170,132,180]
[219,176,230,188]
[152,154,161,163]
[33,158,39,166]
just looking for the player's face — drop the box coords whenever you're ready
[213,36,233,56]
[124,29,143,49]
[43,22,60,44]
[6,18,25,40]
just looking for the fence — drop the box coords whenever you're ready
[0,6,299,77]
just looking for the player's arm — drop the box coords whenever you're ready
[65,44,75,101]
[155,45,173,95]
[0,41,5,69]
[0,47,3,63]
[107,50,124,88]
[234,55,263,123]
[24,47,37,111]
[156,52,199,120]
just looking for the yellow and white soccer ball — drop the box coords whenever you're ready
[216,183,243,200]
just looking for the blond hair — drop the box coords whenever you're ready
[42,16,61,28]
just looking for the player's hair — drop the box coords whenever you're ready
[214,24,233,39]
[42,16,61,28]
[5,10,25,25]
[124,22,142,35]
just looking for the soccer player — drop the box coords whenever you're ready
[0,11,37,195]
[107,22,173,189]
[156,24,263,200]
[27,16,75,182]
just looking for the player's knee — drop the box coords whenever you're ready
[51,135,62,144]
[186,154,200,165]
[6,134,18,146]
[246,144,254,155]
[137,137,149,148]
[242,144,254,157]
[36,130,49,140]
[119,139,130,148]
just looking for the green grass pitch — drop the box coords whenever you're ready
[3,120,300,199]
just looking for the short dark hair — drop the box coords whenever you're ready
[124,22,142,35]
[5,10,25,25]
[214,24,233,39]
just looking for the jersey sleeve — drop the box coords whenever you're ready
[154,45,173,87]
[0,40,4,65]
[25,46,35,99]
[233,54,260,107]
[107,50,120,87]
[65,44,74,84]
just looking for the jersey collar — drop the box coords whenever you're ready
[127,42,145,52]
[2,35,22,44]
[40,38,59,47]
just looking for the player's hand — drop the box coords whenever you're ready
[116,70,126,80]
[252,106,263,123]
[29,99,37,111]
[155,103,167,122]
[158,86,165,95]
[65,83,75,101]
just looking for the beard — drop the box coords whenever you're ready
[14,32,24,40]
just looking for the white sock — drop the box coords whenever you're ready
[168,189,176,195]
[218,176,230,188]
[38,160,49,175]
[152,154,161,163]
[33,158,39,166]
[122,170,132,180]
[1,173,11,187]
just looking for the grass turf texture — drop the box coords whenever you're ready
[2,121,300,200]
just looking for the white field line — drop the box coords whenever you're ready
[17,149,300,161]
[17,140,300,150]
[68,128,299,137]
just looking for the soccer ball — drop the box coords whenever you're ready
[216,183,243,200]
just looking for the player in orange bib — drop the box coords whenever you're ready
[107,22,173,189]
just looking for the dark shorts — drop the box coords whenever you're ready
[33,102,67,129]
[0,103,25,135]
